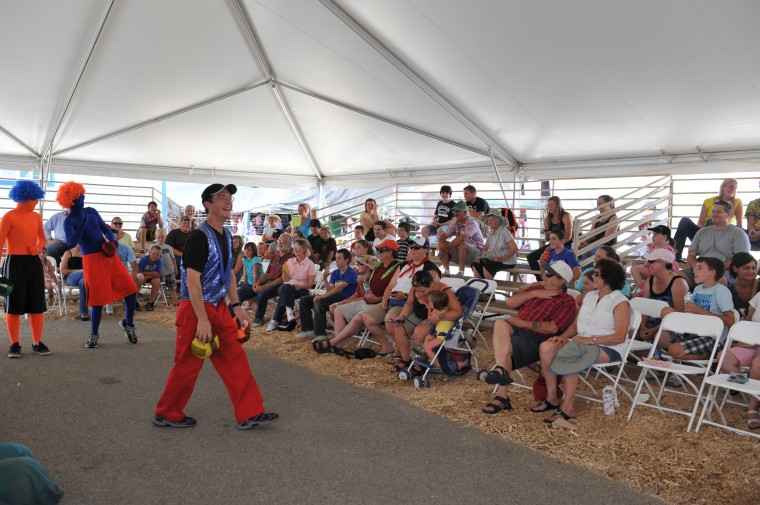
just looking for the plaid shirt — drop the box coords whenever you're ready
[449,216,485,250]
[516,285,576,335]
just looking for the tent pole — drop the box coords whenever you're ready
[489,149,510,209]
[319,0,518,168]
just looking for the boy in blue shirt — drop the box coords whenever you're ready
[137,245,163,311]
[661,256,735,360]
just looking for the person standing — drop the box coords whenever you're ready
[154,183,278,430]
[42,209,68,265]
[0,180,50,358]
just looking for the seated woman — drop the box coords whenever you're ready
[313,245,400,354]
[527,196,573,275]
[727,252,760,320]
[61,245,88,320]
[261,212,283,243]
[577,195,618,260]
[674,178,743,261]
[536,258,631,423]
[573,245,630,297]
[637,249,688,343]
[539,229,581,285]
[360,198,395,243]
[472,211,518,280]
[388,270,463,372]
[717,290,760,429]
[288,203,315,238]
[631,224,679,294]
[266,238,315,332]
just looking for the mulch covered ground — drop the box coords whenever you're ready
[43,302,760,505]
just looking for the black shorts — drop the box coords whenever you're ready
[510,327,547,370]
[2,254,45,315]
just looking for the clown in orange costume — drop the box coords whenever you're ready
[0,180,50,358]
[56,181,138,348]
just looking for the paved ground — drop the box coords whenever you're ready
[0,318,662,504]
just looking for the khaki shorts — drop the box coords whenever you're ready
[340,300,386,325]
[387,306,429,334]
[448,243,480,265]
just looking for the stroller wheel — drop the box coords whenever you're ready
[477,370,488,381]
[422,376,430,388]
[398,369,410,381]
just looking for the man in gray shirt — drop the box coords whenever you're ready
[683,199,750,285]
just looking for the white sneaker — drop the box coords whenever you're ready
[251,319,263,328]
[295,330,315,340]
[443,270,451,276]
[104,304,113,315]
[286,307,296,322]
[266,321,278,333]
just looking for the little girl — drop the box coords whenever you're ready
[241,242,263,286]
[632,224,679,294]
[38,247,60,308]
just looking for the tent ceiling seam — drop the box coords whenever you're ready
[319,0,519,168]
[0,125,40,158]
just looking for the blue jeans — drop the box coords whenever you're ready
[272,284,309,322]
[253,283,281,321]
[299,292,343,336]
[66,271,87,316]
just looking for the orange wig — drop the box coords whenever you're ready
[56,181,86,209]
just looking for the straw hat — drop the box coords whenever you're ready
[481,210,508,228]
[266,212,282,225]
[355,255,380,269]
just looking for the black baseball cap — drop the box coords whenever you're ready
[647,224,671,238]
[201,184,237,205]
[440,185,452,194]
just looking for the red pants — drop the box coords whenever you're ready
[155,300,265,423]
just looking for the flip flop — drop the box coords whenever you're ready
[531,399,559,413]
[544,408,575,424]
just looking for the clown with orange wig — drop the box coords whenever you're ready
[57,181,138,349]
[0,180,50,358]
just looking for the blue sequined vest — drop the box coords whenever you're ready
[180,223,232,304]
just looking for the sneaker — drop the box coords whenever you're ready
[7,343,21,358]
[443,269,451,277]
[146,301,155,312]
[286,307,296,322]
[153,415,196,428]
[251,319,263,328]
[266,321,278,333]
[32,342,52,356]
[452,271,464,279]
[120,319,138,344]
[135,301,141,312]
[295,330,315,340]
[85,334,99,349]
[237,412,279,430]
[104,304,114,315]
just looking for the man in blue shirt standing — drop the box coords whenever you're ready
[43,210,68,265]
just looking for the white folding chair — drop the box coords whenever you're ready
[628,298,670,359]
[696,321,760,439]
[440,277,466,291]
[464,278,497,348]
[576,309,643,403]
[627,312,724,431]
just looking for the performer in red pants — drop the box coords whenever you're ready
[154,183,278,430]
[0,180,49,358]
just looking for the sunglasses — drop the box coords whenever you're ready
[411,283,430,289]
[377,247,390,253]
[544,272,556,278]
[647,260,658,264]
[112,222,123,226]
[408,245,426,250]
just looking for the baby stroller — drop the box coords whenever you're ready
[398,285,481,388]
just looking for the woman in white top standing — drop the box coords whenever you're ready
[534,258,630,424]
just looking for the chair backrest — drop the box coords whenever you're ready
[723,320,760,348]
[630,297,669,319]
[567,288,581,299]
[660,312,724,338]
[454,286,480,321]
[440,277,466,291]
[628,308,642,338]
[465,277,496,295]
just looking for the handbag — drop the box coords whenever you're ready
[101,240,116,257]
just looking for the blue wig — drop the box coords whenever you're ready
[9,180,46,203]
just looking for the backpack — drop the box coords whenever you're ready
[499,207,519,236]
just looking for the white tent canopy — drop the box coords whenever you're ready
[2,0,760,188]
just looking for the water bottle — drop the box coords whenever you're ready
[602,385,615,416]
[683,293,693,304]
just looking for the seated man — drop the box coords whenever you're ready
[681,199,750,287]
[296,248,357,340]
[371,220,396,248]
[137,245,163,311]
[438,200,485,278]
[660,256,735,360]
[137,201,164,252]
[482,261,577,414]
[166,216,192,271]
[245,234,294,327]
[155,229,179,306]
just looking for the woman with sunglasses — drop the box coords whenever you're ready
[538,258,631,424]
[110,217,135,252]
[674,178,743,261]
[388,270,462,372]
[638,249,688,342]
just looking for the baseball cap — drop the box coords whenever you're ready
[647,224,671,238]
[440,185,452,194]
[452,200,468,212]
[545,260,573,284]
[375,239,399,252]
[411,235,429,248]
[180,216,192,222]
[201,184,237,204]
[644,248,675,263]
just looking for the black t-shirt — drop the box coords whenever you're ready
[166,229,190,253]
[434,200,456,224]
[307,234,320,255]
[183,228,230,274]
[315,236,337,262]
[467,197,490,214]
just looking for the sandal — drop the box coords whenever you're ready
[312,340,343,355]
[485,365,514,386]
[386,355,402,364]
[391,359,413,374]
[544,408,575,424]
[482,395,512,415]
[748,410,760,430]
[531,399,559,413]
